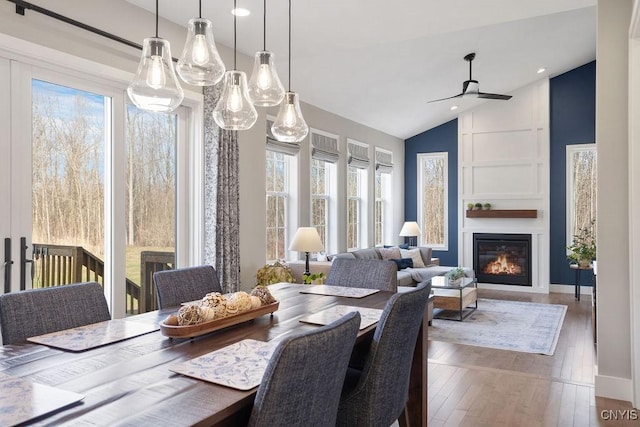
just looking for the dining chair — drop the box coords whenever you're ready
[325,258,398,292]
[153,265,223,309]
[248,311,361,427]
[0,281,111,345]
[336,281,432,427]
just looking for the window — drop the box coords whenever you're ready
[566,144,597,245]
[347,165,361,250]
[266,150,289,262]
[310,129,339,253]
[374,148,393,246]
[417,152,448,249]
[311,159,329,249]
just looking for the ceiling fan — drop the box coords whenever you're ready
[427,53,512,103]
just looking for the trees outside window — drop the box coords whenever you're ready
[374,170,391,246]
[347,166,361,250]
[311,159,329,249]
[567,144,597,248]
[266,150,289,262]
[417,152,447,249]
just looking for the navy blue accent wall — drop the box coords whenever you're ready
[550,61,596,285]
[404,119,458,266]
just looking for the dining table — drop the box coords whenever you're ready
[0,282,428,426]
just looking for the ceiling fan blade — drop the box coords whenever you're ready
[426,93,463,103]
[477,92,512,100]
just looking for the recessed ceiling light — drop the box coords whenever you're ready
[450,105,459,111]
[537,67,546,74]
[231,8,250,17]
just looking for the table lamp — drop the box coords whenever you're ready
[399,221,421,247]
[289,227,324,276]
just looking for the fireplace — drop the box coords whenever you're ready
[473,233,532,286]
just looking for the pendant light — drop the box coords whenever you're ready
[271,0,308,143]
[127,0,184,113]
[212,0,258,130]
[177,0,226,86]
[247,0,285,106]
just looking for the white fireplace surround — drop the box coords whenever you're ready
[458,79,550,293]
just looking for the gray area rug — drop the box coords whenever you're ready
[428,298,567,355]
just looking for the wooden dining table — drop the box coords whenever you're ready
[0,283,428,426]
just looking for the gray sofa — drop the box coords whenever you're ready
[287,246,472,287]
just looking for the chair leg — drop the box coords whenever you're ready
[398,405,409,427]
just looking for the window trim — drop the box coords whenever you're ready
[417,152,448,250]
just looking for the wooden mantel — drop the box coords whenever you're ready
[465,209,537,218]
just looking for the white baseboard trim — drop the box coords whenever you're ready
[477,283,548,293]
[595,372,633,403]
[549,284,592,295]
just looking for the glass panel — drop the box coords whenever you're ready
[125,106,177,313]
[32,80,106,289]
[421,155,445,246]
[571,149,597,235]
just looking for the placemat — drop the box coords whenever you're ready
[299,285,380,298]
[28,319,160,352]
[299,305,383,330]
[0,372,84,426]
[170,339,279,391]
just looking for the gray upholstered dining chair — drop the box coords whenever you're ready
[336,281,431,427]
[248,311,361,427]
[153,265,223,309]
[325,258,398,292]
[0,281,111,345]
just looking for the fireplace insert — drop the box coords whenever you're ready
[473,233,532,286]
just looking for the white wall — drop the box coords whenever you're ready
[458,79,550,293]
[595,0,633,403]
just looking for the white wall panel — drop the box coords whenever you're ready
[471,130,535,162]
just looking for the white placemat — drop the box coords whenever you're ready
[0,372,84,426]
[169,339,279,391]
[299,305,383,330]
[299,285,380,298]
[28,319,160,352]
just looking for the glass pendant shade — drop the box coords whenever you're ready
[271,91,308,142]
[127,37,184,112]
[213,70,258,130]
[248,51,285,106]
[177,18,226,86]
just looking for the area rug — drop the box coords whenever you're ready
[428,298,567,355]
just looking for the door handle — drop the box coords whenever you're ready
[3,238,12,293]
[20,237,32,291]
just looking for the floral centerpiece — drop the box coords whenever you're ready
[302,272,325,284]
[256,261,293,286]
[445,267,466,287]
[567,222,596,267]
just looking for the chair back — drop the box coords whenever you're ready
[249,311,361,427]
[325,258,398,291]
[337,281,431,427]
[153,265,223,309]
[0,282,111,345]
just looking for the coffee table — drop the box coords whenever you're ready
[430,276,477,321]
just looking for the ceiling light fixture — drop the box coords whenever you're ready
[176,0,226,86]
[231,8,250,17]
[537,67,546,74]
[213,0,258,130]
[450,105,458,111]
[271,0,308,143]
[127,0,184,112]
[247,0,285,107]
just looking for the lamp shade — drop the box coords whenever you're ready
[289,227,324,252]
[399,221,421,237]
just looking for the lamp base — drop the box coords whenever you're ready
[304,251,311,276]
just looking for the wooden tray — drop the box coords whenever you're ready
[160,302,279,338]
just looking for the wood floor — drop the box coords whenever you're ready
[427,289,638,426]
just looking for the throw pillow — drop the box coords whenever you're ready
[400,248,426,268]
[390,258,413,270]
[379,247,401,260]
[383,243,410,249]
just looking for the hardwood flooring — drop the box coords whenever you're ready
[427,289,638,426]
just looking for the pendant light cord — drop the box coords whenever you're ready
[154,0,158,37]
[233,0,237,69]
[263,0,266,51]
[198,0,202,19]
[288,0,291,91]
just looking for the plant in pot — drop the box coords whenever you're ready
[256,261,294,286]
[474,203,483,210]
[483,203,491,210]
[445,267,466,287]
[302,272,325,285]
[466,203,474,211]
[567,222,596,267]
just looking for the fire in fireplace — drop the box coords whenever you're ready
[473,233,532,286]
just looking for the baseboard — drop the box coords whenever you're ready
[549,284,592,295]
[477,283,548,294]
[595,371,634,403]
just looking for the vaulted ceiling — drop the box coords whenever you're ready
[126,0,596,139]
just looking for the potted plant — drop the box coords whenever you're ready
[567,222,596,267]
[445,267,466,287]
[302,272,325,284]
[256,261,294,286]
[474,203,483,210]
[466,203,474,210]
[483,203,491,210]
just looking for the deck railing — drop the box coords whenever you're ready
[32,244,174,314]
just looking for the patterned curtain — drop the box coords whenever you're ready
[203,85,241,292]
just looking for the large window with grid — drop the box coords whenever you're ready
[566,144,597,246]
[266,150,289,262]
[417,152,447,249]
[311,159,329,249]
[347,165,362,250]
[374,148,393,246]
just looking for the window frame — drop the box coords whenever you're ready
[566,143,597,248]
[265,150,291,263]
[374,148,393,246]
[417,152,448,250]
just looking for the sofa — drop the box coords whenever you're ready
[287,246,472,287]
